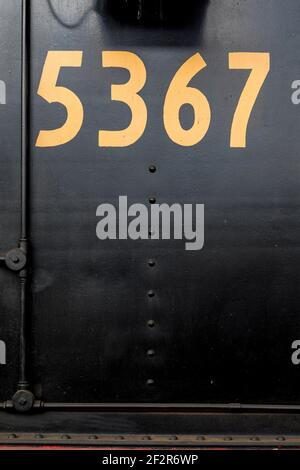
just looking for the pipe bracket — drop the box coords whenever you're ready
[0,247,27,272]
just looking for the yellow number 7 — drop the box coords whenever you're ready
[229,52,270,148]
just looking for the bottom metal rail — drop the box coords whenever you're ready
[3,401,300,413]
[0,433,297,448]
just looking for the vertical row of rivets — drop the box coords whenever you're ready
[147,165,157,388]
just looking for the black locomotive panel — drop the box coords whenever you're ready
[1,0,300,407]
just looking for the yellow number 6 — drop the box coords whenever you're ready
[163,53,211,147]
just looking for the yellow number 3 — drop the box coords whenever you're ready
[99,51,147,147]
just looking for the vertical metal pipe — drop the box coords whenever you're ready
[21,0,30,244]
[18,275,29,389]
[18,0,30,391]
[159,0,163,21]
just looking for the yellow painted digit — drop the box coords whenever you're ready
[229,52,270,148]
[36,51,84,147]
[163,53,211,147]
[99,51,147,147]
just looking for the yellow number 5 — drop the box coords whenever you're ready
[229,52,270,148]
[99,51,147,147]
[36,51,84,147]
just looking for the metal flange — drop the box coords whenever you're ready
[5,248,27,272]
[12,390,35,413]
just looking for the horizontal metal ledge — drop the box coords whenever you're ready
[0,433,296,448]
[3,401,300,413]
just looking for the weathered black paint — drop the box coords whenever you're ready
[1,0,300,440]
[0,0,22,400]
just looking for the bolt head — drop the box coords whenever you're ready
[146,379,155,386]
[149,165,157,173]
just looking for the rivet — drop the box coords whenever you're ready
[141,436,152,441]
[146,379,155,386]
[169,436,178,441]
[35,434,44,439]
[149,197,156,204]
[148,290,155,298]
[149,165,157,173]
[88,435,98,440]
[61,435,71,440]
[147,349,155,358]
[276,436,286,441]
[250,437,260,441]
[196,436,206,441]
[8,434,17,439]
[148,259,156,267]
[147,320,155,328]
[224,437,233,441]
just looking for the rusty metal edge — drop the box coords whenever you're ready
[0,433,298,448]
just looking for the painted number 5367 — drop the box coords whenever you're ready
[35,51,270,149]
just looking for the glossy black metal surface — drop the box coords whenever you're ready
[1,0,300,436]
